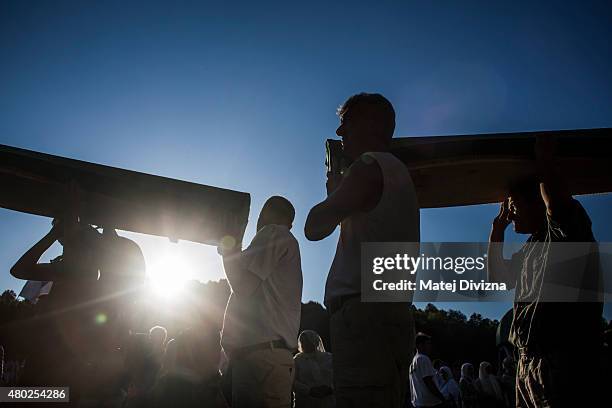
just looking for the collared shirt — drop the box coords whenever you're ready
[221,224,303,354]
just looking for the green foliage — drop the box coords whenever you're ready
[297,301,501,370]
[413,304,499,370]
[0,289,34,324]
[2,283,608,373]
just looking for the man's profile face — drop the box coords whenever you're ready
[256,210,269,232]
[508,194,544,234]
[336,107,370,160]
[256,200,280,231]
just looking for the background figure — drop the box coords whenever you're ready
[474,362,504,408]
[149,325,168,370]
[439,366,460,408]
[498,356,515,408]
[159,338,177,377]
[122,333,159,408]
[459,363,479,408]
[152,328,227,408]
[432,359,445,390]
[293,330,334,408]
[409,333,445,408]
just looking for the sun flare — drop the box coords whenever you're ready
[147,254,194,299]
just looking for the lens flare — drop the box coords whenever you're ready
[148,254,192,299]
[95,313,108,325]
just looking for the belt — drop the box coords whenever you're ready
[327,293,360,315]
[232,339,289,359]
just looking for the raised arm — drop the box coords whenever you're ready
[487,199,516,288]
[220,226,286,297]
[11,224,63,281]
[535,136,573,220]
[304,158,382,241]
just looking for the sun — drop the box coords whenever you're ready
[147,253,193,299]
[120,231,226,300]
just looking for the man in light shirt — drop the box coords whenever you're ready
[219,196,303,408]
[409,333,445,408]
[305,93,419,407]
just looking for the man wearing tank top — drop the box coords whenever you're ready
[305,93,420,408]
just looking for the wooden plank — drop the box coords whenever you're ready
[0,144,251,246]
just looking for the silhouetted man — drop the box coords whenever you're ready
[305,93,419,407]
[219,196,303,408]
[148,325,168,369]
[11,220,103,390]
[409,333,445,408]
[487,137,603,407]
[11,219,145,401]
[11,219,101,285]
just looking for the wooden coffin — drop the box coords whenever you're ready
[329,128,612,208]
[0,144,251,246]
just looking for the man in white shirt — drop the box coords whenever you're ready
[220,196,303,408]
[409,333,445,408]
[305,93,419,407]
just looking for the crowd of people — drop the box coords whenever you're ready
[2,92,608,407]
[408,332,518,408]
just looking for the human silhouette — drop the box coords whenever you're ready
[409,333,445,408]
[11,218,145,404]
[293,330,334,408]
[487,136,604,407]
[305,93,419,408]
[219,196,303,408]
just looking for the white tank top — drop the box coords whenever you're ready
[324,151,420,306]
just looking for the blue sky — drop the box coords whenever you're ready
[1,0,611,320]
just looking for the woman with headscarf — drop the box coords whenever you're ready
[439,366,461,408]
[459,363,479,408]
[293,330,334,408]
[474,361,504,408]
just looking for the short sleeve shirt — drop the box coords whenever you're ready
[409,352,442,407]
[221,225,303,353]
[509,199,603,350]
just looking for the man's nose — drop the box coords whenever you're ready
[335,125,343,137]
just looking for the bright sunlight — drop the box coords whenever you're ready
[147,253,194,298]
[120,231,227,301]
